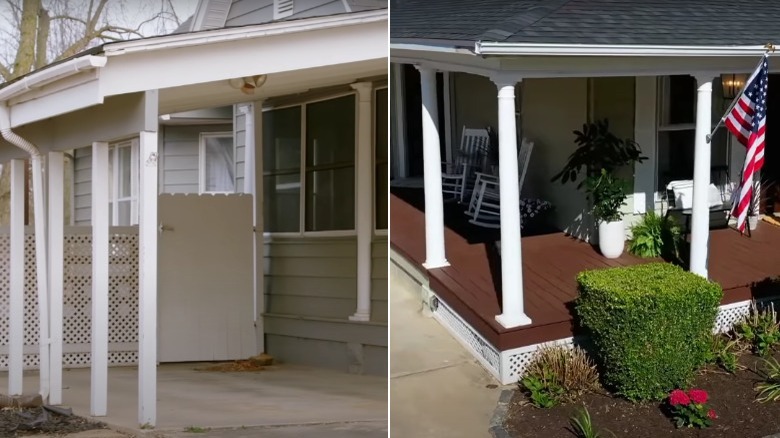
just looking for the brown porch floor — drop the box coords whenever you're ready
[390,191,780,351]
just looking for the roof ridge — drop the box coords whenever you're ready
[478,0,573,43]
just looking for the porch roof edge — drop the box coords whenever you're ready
[475,42,774,57]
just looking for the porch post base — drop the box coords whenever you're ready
[422,259,450,269]
[495,313,532,329]
[348,312,371,322]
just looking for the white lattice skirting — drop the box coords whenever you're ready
[430,292,775,385]
[0,231,139,370]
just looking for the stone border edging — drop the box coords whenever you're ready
[489,389,514,438]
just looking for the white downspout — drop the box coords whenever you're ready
[0,104,50,401]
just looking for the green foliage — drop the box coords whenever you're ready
[552,119,646,188]
[585,169,628,223]
[628,212,683,261]
[756,357,780,403]
[570,405,614,438]
[704,333,741,373]
[520,345,600,408]
[576,263,723,401]
[734,301,780,357]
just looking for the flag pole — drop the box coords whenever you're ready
[706,43,775,143]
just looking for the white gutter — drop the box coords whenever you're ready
[0,104,50,402]
[475,42,773,57]
[0,55,106,102]
[390,42,473,55]
[103,9,387,56]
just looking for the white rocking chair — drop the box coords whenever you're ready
[441,127,490,202]
[465,138,535,228]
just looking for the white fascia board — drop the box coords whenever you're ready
[102,9,387,56]
[98,20,387,97]
[10,79,103,128]
[475,41,773,57]
[0,55,106,101]
[390,42,474,55]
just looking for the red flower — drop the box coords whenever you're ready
[707,409,718,420]
[669,389,690,406]
[688,389,708,404]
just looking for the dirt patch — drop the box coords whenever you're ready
[197,360,269,372]
[505,352,780,437]
[0,406,106,437]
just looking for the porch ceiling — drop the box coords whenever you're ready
[158,58,386,114]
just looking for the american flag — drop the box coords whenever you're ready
[725,55,769,232]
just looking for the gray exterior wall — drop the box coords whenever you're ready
[225,0,348,27]
[73,147,93,226]
[161,124,233,194]
[263,235,387,375]
[233,104,248,192]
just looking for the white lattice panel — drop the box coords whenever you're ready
[0,231,139,370]
[714,300,753,333]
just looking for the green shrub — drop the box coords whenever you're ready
[628,212,682,261]
[705,332,741,373]
[756,357,780,403]
[576,263,722,401]
[520,345,600,408]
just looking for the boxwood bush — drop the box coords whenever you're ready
[576,262,722,401]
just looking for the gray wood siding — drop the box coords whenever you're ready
[225,0,347,27]
[161,124,232,194]
[371,237,387,323]
[73,147,92,226]
[234,104,247,193]
[264,237,358,320]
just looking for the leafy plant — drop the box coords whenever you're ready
[628,212,683,261]
[585,169,628,223]
[734,301,780,357]
[520,345,600,408]
[570,405,613,438]
[552,119,646,188]
[705,333,741,373]
[667,388,717,428]
[756,357,780,403]
[576,263,722,400]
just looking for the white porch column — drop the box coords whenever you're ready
[8,159,24,396]
[251,100,265,354]
[138,130,158,427]
[90,141,109,416]
[416,66,448,268]
[493,78,532,328]
[350,82,373,321]
[690,75,715,278]
[48,151,64,405]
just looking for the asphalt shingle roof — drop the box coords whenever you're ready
[390,0,780,47]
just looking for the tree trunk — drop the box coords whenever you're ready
[13,0,42,78]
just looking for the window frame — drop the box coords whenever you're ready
[263,90,359,238]
[198,131,236,195]
[374,85,388,235]
[109,138,139,226]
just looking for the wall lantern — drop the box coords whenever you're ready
[228,75,268,95]
[721,73,748,100]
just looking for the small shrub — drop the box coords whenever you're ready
[628,212,682,261]
[520,345,599,408]
[734,301,780,357]
[570,405,614,438]
[756,357,780,403]
[667,388,717,428]
[576,263,722,400]
[705,333,741,373]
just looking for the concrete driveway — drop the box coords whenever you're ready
[14,361,386,437]
[389,261,501,438]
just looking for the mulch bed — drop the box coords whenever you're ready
[0,406,106,437]
[504,351,780,437]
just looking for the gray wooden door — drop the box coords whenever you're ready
[158,194,256,362]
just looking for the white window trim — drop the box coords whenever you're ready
[374,85,388,236]
[198,131,236,195]
[263,91,359,237]
[109,139,139,226]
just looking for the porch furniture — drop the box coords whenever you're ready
[465,138,534,228]
[441,127,490,202]
[665,175,737,237]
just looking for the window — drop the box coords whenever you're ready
[108,140,138,226]
[263,94,356,234]
[375,87,388,230]
[199,132,235,193]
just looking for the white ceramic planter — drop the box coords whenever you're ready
[598,219,625,259]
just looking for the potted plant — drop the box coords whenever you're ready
[552,119,646,258]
